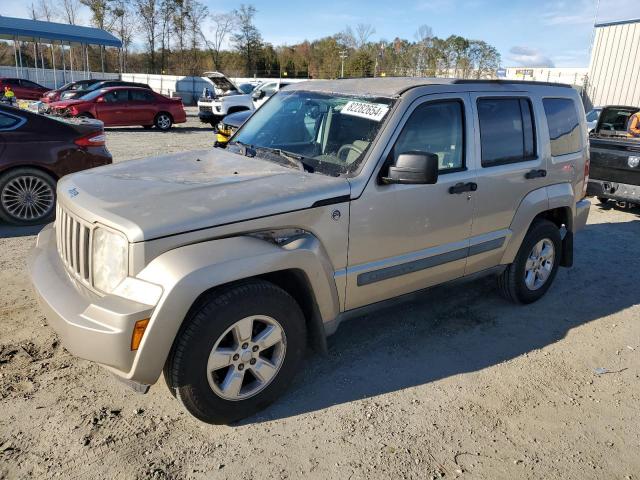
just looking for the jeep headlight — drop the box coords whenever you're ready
[92,226,128,293]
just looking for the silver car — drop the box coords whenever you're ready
[29,78,591,424]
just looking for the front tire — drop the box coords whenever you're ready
[498,219,561,304]
[0,168,56,226]
[154,112,173,131]
[165,280,306,424]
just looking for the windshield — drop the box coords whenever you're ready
[230,90,394,176]
[238,83,255,94]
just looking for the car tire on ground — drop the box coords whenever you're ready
[497,219,562,304]
[165,280,307,424]
[154,112,173,131]
[0,167,56,226]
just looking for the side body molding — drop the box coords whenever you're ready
[128,234,341,385]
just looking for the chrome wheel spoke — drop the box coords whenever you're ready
[232,317,254,344]
[525,269,536,289]
[207,347,235,372]
[220,366,245,397]
[253,325,282,350]
[251,358,277,383]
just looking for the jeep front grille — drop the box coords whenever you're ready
[56,204,92,286]
[199,105,212,113]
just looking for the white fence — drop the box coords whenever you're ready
[0,65,309,104]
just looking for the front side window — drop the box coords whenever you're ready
[231,90,394,176]
[478,97,536,167]
[103,90,128,103]
[543,98,582,156]
[392,100,465,173]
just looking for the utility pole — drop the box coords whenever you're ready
[339,50,348,78]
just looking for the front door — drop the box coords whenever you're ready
[95,89,129,126]
[345,94,477,310]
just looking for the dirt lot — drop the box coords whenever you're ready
[1,118,639,479]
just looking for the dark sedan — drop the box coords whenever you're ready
[0,104,112,225]
[41,79,103,103]
[60,80,152,100]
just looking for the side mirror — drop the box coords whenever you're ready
[252,90,265,100]
[383,151,439,185]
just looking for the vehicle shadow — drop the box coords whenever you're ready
[0,223,44,239]
[243,219,640,424]
[104,126,210,133]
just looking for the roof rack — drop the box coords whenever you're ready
[451,79,572,88]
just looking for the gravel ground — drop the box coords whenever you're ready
[0,120,639,479]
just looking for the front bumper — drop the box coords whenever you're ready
[587,179,640,203]
[28,224,156,383]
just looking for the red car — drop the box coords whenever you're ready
[49,86,187,131]
[0,77,48,100]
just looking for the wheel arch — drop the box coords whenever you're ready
[0,163,59,182]
[501,184,576,266]
[129,234,339,384]
[226,106,250,115]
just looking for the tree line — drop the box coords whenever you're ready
[1,0,501,80]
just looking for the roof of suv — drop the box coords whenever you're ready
[284,77,572,97]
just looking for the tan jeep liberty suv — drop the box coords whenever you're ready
[29,78,591,424]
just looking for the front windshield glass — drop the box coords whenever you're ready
[229,90,394,176]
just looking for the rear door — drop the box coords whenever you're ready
[129,89,157,125]
[466,93,547,274]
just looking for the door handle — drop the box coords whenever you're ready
[525,169,547,179]
[449,182,478,194]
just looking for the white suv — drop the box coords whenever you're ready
[197,72,254,125]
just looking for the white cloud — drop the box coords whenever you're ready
[508,46,555,67]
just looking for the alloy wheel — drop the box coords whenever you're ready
[524,238,555,291]
[157,114,171,130]
[206,315,287,401]
[1,175,54,222]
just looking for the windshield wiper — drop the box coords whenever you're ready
[228,140,256,157]
[255,146,315,173]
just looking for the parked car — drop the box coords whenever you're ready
[214,109,252,147]
[0,104,111,225]
[197,71,254,125]
[40,79,103,103]
[0,77,48,100]
[60,80,152,100]
[49,86,187,130]
[29,78,590,424]
[587,105,640,207]
[586,107,602,132]
[251,80,291,109]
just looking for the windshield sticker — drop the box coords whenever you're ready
[341,101,389,122]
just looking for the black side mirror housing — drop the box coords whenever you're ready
[252,90,265,100]
[383,151,439,185]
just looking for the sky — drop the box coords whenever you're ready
[12,0,640,68]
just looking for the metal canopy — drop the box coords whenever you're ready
[0,16,122,47]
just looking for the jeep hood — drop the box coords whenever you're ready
[58,148,351,242]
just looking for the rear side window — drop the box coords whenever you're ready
[478,98,536,167]
[543,98,581,156]
[130,90,155,102]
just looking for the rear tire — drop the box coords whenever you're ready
[165,280,306,424]
[498,219,561,304]
[154,112,173,131]
[0,168,56,226]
